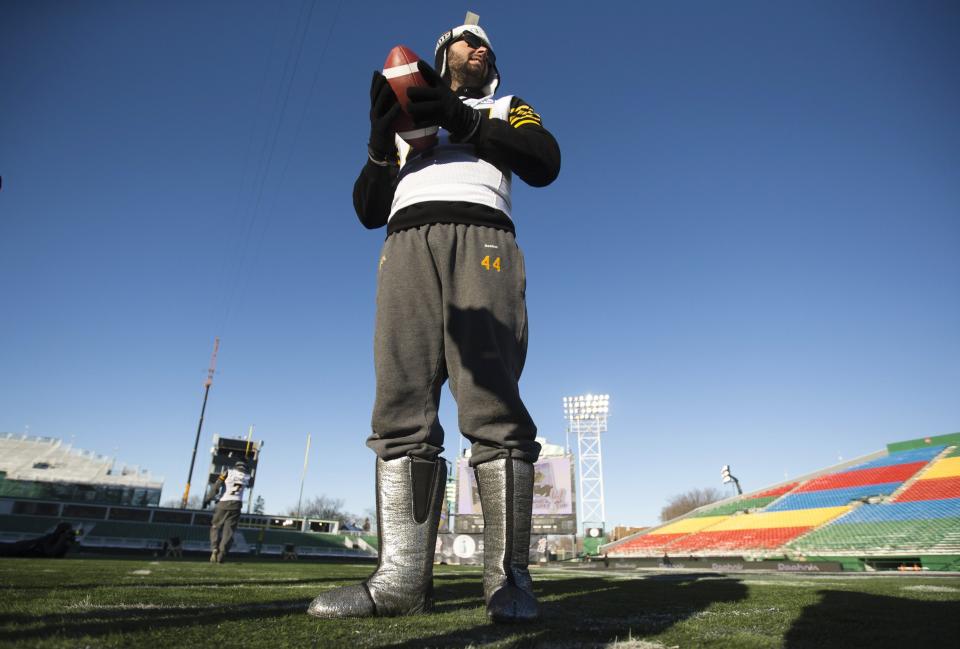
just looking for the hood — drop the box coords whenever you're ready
[434,23,500,97]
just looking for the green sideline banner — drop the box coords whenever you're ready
[601,556,845,572]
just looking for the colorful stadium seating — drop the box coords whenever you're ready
[605,436,960,561]
[788,499,960,554]
[764,483,903,511]
[895,477,960,502]
[842,446,945,471]
[661,507,851,554]
[664,527,812,552]
[792,463,925,493]
[690,483,800,518]
[691,496,783,518]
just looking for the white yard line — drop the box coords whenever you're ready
[901,584,959,593]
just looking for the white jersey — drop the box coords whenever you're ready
[390,94,514,220]
[219,469,249,503]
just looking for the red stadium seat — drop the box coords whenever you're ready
[613,533,688,555]
[795,463,925,493]
[893,476,960,502]
[664,527,812,553]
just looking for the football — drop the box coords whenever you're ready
[383,45,438,150]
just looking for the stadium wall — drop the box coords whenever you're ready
[0,496,374,560]
[887,432,960,454]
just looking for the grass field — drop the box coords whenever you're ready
[1,558,959,648]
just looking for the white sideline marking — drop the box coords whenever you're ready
[902,584,959,593]
[130,569,151,575]
[65,599,305,612]
[742,579,844,588]
[68,601,201,611]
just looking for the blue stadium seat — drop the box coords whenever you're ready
[765,483,903,511]
[833,498,960,524]
[843,446,946,472]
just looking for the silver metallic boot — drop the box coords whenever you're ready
[307,456,446,618]
[476,457,539,623]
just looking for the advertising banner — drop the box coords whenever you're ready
[457,456,573,516]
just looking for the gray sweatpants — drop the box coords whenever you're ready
[367,223,540,467]
[210,500,242,555]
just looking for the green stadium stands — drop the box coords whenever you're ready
[87,521,209,543]
[249,528,349,550]
[690,496,781,517]
[789,517,960,554]
[0,513,63,536]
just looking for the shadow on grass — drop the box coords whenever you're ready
[0,598,308,642]
[784,589,960,649]
[0,569,750,646]
[386,572,748,648]
[1,576,350,591]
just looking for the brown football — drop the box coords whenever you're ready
[383,45,438,150]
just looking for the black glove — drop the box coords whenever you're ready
[368,71,402,161]
[406,60,481,142]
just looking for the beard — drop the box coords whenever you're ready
[448,52,488,90]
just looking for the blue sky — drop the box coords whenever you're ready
[1,0,958,528]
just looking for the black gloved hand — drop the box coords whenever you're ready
[406,60,481,142]
[368,71,402,161]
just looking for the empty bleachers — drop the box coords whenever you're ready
[689,483,800,518]
[665,527,811,552]
[604,435,960,562]
[0,513,63,541]
[250,528,349,550]
[792,463,926,493]
[841,446,945,471]
[896,477,960,502]
[788,499,960,554]
[764,483,903,511]
[610,516,729,556]
[0,510,375,558]
[660,506,850,555]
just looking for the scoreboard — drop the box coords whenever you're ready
[453,455,576,534]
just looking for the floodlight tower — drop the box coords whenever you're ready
[721,464,742,495]
[562,393,610,536]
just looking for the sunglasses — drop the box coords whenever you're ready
[455,31,495,64]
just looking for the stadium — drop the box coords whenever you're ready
[2,429,959,647]
[3,2,959,647]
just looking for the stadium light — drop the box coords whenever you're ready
[563,393,610,539]
[721,464,743,495]
[562,394,610,420]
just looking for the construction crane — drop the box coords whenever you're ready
[181,337,219,508]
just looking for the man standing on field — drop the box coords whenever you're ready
[207,461,249,563]
[308,13,559,622]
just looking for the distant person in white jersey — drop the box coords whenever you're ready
[208,461,249,563]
